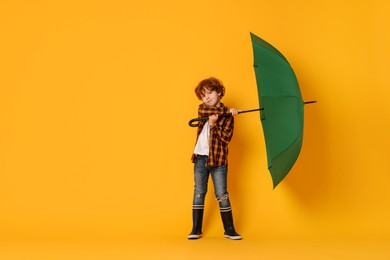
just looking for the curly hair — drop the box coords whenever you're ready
[195,77,226,100]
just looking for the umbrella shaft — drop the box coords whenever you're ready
[188,108,263,127]
[238,108,263,114]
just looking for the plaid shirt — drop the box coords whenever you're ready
[191,103,234,166]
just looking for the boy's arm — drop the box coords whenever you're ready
[198,104,229,117]
[208,106,238,144]
[210,115,234,145]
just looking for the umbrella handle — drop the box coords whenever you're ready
[188,115,208,127]
[188,108,263,127]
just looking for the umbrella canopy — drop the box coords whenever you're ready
[250,33,305,188]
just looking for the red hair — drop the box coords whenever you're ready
[195,77,226,100]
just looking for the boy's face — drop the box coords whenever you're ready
[201,88,221,107]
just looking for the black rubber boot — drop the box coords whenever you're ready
[188,209,204,239]
[221,211,242,240]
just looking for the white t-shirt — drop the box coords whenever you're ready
[193,121,210,156]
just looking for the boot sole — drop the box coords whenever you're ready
[188,234,202,239]
[224,235,242,240]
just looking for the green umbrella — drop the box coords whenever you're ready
[188,33,315,188]
[251,32,315,188]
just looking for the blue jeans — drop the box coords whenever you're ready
[193,155,231,211]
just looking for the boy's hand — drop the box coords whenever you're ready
[229,108,239,116]
[209,114,218,126]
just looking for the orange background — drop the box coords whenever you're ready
[1,0,390,258]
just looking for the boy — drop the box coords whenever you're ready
[188,77,242,240]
